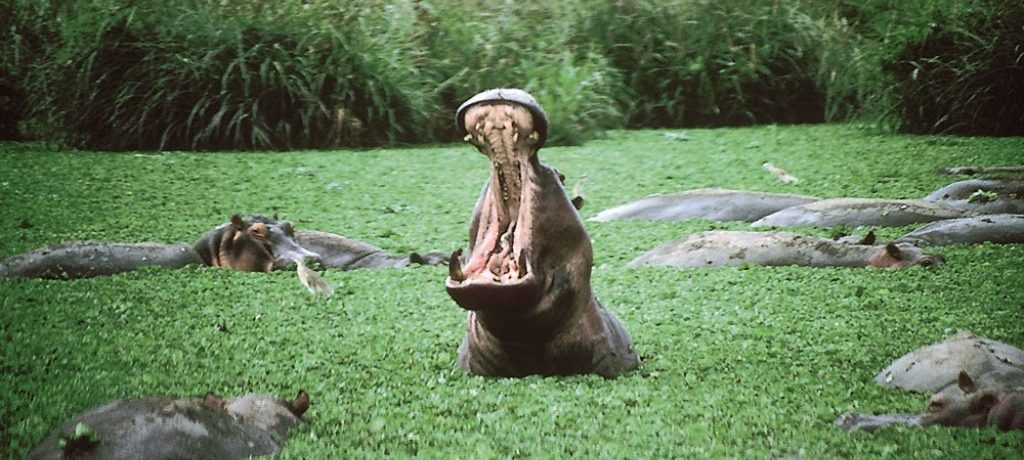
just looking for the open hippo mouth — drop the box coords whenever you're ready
[445,90,550,311]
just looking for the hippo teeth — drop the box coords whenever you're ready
[448,249,466,282]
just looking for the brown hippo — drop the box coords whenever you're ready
[0,215,447,279]
[590,188,820,223]
[896,214,1024,246]
[627,231,944,269]
[445,88,639,378]
[0,215,315,279]
[923,179,1024,215]
[836,333,1024,433]
[27,391,309,459]
[751,198,973,228]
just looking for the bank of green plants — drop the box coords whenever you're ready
[2,0,1022,149]
[1,125,1023,458]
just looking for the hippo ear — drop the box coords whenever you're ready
[571,196,585,211]
[204,392,226,410]
[860,231,877,245]
[289,390,310,417]
[230,214,245,230]
[885,243,903,260]
[957,370,979,394]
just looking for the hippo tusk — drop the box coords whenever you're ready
[448,248,466,282]
[463,134,473,142]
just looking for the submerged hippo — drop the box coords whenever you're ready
[0,215,446,279]
[837,333,1024,433]
[294,230,447,270]
[590,188,819,223]
[0,215,315,279]
[751,198,973,228]
[28,391,309,459]
[627,231,944,269]
[923,179,1024,215]
[896,214,1024,247]
[445,88,639,378]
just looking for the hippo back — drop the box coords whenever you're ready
[896,214,1024,246]
[27,398,284,460]
[924,179,1024,214]
[591,188,819,223]
[874,332,1024,396]
[752,198,972,228]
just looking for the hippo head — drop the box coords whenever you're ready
[921,371,1023,431]
[868,242,945,268]
[194,215,321,272]
[445,90,591,331]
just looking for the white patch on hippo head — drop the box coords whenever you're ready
[225,394,296,433]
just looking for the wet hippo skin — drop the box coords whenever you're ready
[445,88,639,378]
[28,391,310,460]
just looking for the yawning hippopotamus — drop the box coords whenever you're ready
[445,88,639,378]
[923,179,1024,215]
[751,198,973,228]
[896,214,1024,247]
[627,231,944,269]
[28,390,309,459]
[590,188,820,223]
[836,333,1024,433]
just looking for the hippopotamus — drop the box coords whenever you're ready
[0,214,447,279]
[751,198,973,228]
[836,333,1024,433]
[896,214,1024,246]
[28,390,309,459]
[444,88,639,378]
[294,230,448,269]
[590,189,820,223]
[0,215,316,279]
[193,215,319,272]
[627,231,944,269]
[922,179,1024,214]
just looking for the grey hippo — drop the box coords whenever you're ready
[627,230,944,269]
[28,391,309,459]
[836,332,1024,433]
[923,179,1024,215]
[445,88,639,378]
[751,198,973,228]
[590,188,819,223]
[896,214,1024,247]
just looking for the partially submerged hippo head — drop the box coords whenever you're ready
[28,390,310,459]
[445,88,639,378]
[193,215,320,272]
[837,333,1024,433]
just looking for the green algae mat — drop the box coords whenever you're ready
[2,125,1022,458]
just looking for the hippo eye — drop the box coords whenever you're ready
[919,259,934,267]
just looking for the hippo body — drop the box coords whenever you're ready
[751,198,972,228]
[923,179,1024,215]
[28,392,309,460]
[837,333,1024,433]
[0,242,202,279]
[445,88,639,378]
[627,231,943,269]
[590,189,819,223]
[896,214,1024,246]
[294,230,447,269]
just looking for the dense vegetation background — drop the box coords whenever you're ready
[2,0,1023,149]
